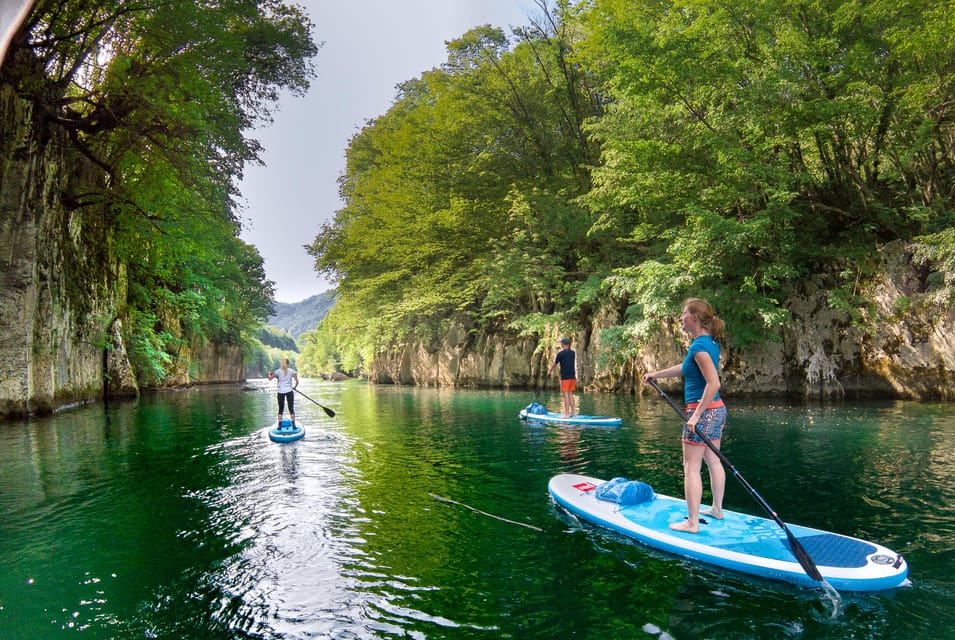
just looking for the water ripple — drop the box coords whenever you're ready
[3,387,954,639]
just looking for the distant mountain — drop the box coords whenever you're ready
[267,291,336,338]
[257,325,298,351]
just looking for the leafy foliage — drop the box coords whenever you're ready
[257,326,298,352]
[7,0,317,383]
[306,0,955,376]
[577,0,955,347]
[913,228,955,305]
[298,294,367,377]
[306,3,606,371]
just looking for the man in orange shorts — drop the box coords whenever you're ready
[548,337,577,416]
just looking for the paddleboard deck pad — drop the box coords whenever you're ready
[520,403,622,426]
[269,419,305,443]
[549,473,909,591]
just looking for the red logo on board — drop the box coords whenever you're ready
[573,482,597,492]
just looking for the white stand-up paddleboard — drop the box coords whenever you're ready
[549,473,909,591]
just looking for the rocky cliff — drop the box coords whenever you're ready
[0,84,244,417]
[0,83,137,416]
[370,241,955,400]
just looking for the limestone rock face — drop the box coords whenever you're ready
[192,343,246,384]
[370,314,541,387]
[105,318,139,399]
[0,85,245,417]
[0,84,130,415]
[370,242,954,400]
[859,244,955,400]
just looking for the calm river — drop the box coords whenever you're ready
[1,380,953,639]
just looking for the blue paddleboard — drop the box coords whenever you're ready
[268,419,305,443]
[520,404,622,426]
[549,473,909,591]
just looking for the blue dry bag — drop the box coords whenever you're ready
[525,402,548,415]
[594,477,655,506]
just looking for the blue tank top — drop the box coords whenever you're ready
[682,335,720,404]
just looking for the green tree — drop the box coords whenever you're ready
[305,0,955,380]
[576,0,955,344]
[257,325,299,352]
[307,5,604,367]
[298,295,366,377]
[6,0,317,383]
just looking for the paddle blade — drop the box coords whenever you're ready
[294,388,336,418]
[786,531,825,582]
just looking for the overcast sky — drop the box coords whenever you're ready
[238,0,540,302]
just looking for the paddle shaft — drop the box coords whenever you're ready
[264,368,336,418]
[294,388,336,417]
[646,379,824,583]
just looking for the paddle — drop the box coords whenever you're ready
[646,378,824,583]
[294,388,336,418]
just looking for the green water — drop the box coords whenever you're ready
[1,381,953,639]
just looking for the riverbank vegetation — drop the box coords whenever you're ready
[3,0,317,385]
[306,0,955,375]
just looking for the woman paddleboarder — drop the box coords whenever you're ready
[268,358,299,427]
[643,298,726,533]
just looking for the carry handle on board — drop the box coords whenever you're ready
[646,378,824,583]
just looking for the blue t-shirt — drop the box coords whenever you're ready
[682,335,720,404]
[554,348,576,380]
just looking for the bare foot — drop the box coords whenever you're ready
[669,520,699,534]
[702,508,724,520]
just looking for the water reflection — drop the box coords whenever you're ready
[1,385,953,638]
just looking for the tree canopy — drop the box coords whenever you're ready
[305,0,955,375]
[5,0,318,383]
[307,2,607,368]
[580,0,955,342]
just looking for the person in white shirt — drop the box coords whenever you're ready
[268,358,299,427]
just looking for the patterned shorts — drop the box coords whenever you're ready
[682,405,727,446]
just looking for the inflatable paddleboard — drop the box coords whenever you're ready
[268,419,305,443]
[520,402,622,426]
[549,473,909,591]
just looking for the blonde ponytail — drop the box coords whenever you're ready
[683,298,725,343]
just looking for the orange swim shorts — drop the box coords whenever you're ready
[560,379,577,392]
